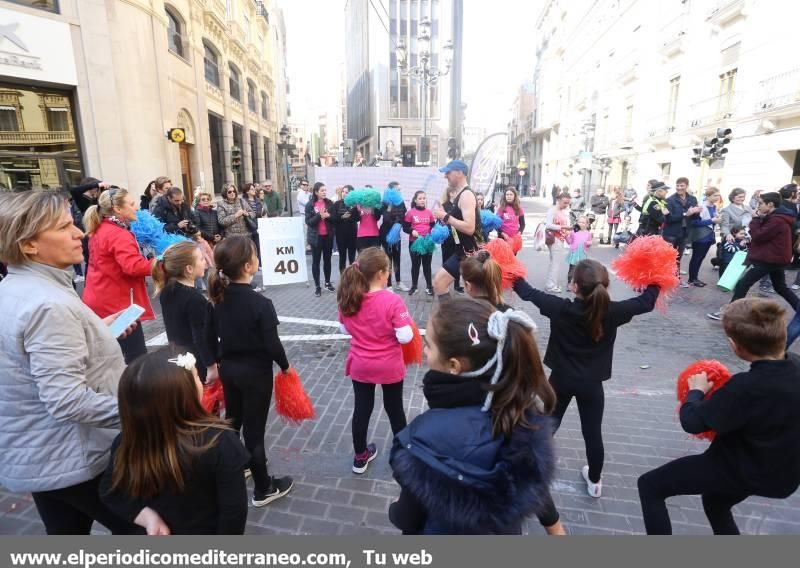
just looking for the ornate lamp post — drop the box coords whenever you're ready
[395,18,454,165]
[277,124,296,215]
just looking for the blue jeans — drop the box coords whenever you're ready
[688,239,714,282]
[787,310,800,349]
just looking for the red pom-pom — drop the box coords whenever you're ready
[676,360,732,441]
[509,233,523,254]
[201,381,225,416]
[482,238,528,289]
[611,235,679,311]
[274,367,316,424]
[402,320,424,366]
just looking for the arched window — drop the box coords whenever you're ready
[203,41,220,86]
[247,80,257,113]
[229,64,241,102]
[165,7,184,57]
[261,91,269,120]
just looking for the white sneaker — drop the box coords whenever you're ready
[792,284,800,291]
[394,282,410,292]
[545,286,562,293]
[680,270,687,275]
[581,465,602,498]
[73,275,85,283]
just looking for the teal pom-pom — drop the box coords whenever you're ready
[386,223,403,246]
[430,223,451,245]
[410,235,436,255]
[344,189,382,209]
[480,210,503,234]
[383,188,404,207]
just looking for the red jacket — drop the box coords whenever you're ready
[746,211,795,266]
[83,220,155,321]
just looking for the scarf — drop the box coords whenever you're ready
[104,215,129,230]
[196,204,213,212]
[422,369,490,409]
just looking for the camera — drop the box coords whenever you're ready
[185,222,198,235]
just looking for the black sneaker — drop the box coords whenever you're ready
[408,286,418,296]
[425,287,434,296]
[325,282,336,293]
[352,443,378,474]
[453,285,465,294]
[689,280,706,288]
[252,476,293,507]
[314,287,321,297]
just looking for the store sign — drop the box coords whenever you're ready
[259,217,309,286]
[0,6,77,85]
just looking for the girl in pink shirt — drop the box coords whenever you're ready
[337,248,413,474]
[566,215,592,284]
[356,206,381,251]
[403,191,436,296]
[496,188,526,239]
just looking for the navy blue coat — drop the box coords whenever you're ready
[662,193,699,239]
[389,406,555,534]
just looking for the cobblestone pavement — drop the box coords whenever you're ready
[2,197,800,535]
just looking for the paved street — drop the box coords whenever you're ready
[2,196,800,535]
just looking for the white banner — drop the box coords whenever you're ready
[259,217,308,286]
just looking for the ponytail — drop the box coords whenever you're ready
[461,250,503,307]
[208,236,256,305]
[572,259,611,342]
[151,241,198,297]
[337,247,390,316]
[82,205,103,235]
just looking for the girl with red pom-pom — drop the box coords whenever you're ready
[543,193,573,293]
[513,259,659,498]
[496,187,526,255]
[638,298,800,535]
[460,251,510,311]
[337,248,414,475]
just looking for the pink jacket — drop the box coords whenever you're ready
[566,230,592,253]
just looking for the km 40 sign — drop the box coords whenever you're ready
[259,217,309,286]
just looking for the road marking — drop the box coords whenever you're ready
[279,316,341,327]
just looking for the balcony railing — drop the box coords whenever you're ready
[646,112,679,138]
[688,93,739,128]
[256,1,269,25]
[707,0,746,24]
[0,131,76,145]
[660,14,687,56]
[755,67,800,114]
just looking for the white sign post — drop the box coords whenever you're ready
[259,217,308,286]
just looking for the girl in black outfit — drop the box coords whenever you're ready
[513,259,658,498]
[379,182,408,290]
[332,185,358,272]
[151,241,218,382]
[100,348,250,534]
[305,182,335,296]
[460,251,509,311]
[140,181,155,212]
[206,236,294,507]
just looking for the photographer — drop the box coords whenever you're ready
[154,186,196,237]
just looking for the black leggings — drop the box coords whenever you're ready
[382,242,402,285]
[336,227,358,272]
[221,360,274,495]
[351,380,407,455]
[357,236,381,252]
[409,251,433,288]
[32,475,140,535]
[550,373,605,483]
[638,451,757,534]
[731,262,799,309]
[663,233,687,272]
[117,323,147,364]
[311,234,334,287]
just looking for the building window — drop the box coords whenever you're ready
[208,112,224,193]
[247,80,257,113]
[0,107,19,131]
[229,64,241,102]
[718,68,737,117]
[261,92,269,120]
[244,15,251,43]
[166,7,184,58]
[46,108,70,131]
[263,137,272,180]
[250,130,259,179]
[6,1,58,13]
[668,76,680,128]
[389,0,438,119]
[225,0,233,20]
[624,105,634,140]
[203,42,220,87]
[659,162,671,178]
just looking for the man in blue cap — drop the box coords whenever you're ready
[432,160,482,299]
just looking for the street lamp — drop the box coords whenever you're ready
[396,17,454,165]
[277,124,296,216]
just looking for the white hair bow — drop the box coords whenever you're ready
[168,352,197,371]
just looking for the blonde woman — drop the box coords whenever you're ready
[83,188,157,363]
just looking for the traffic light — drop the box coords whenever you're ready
[692,146,702,165]
[231,146,242,171]
[419,136,431,163]
[447,137,458,159]
[712,127,732,162]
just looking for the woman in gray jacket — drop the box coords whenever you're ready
[216,184,256,238]
[0,191,164,535]
[720,188,754,241]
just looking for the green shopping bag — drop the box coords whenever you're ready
[717,250,748,292]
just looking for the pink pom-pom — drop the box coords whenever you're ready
[611,235,679,311]
[402,320,424,366]
[482,238,527,289]
[274,368,316,424]
[676,360,732,441]
[201,381,225,416]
